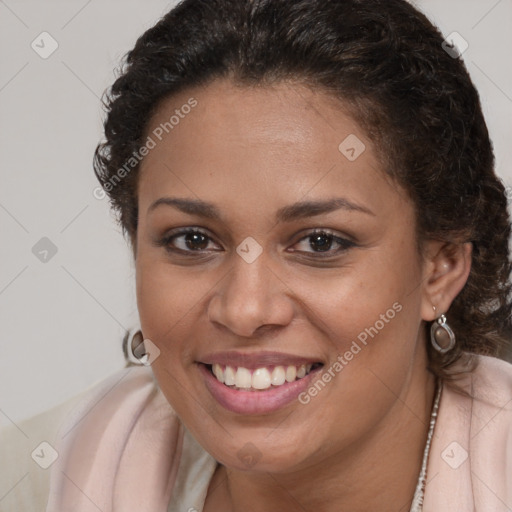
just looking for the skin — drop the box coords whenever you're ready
[135,79,472,512]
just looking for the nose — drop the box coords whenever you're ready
[207,255,295,338]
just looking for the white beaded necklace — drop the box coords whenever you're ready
[409,379,443,512]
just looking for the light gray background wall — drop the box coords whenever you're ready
[1,0,511,424]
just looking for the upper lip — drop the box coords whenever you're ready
[199,351,324,369]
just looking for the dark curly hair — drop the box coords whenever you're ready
[94,0,512,379]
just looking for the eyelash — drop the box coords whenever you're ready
[156,227,356,259]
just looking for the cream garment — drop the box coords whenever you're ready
[1,388,87,512]
[1,354,511,511]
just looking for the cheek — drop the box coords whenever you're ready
[135,258,209,415]
[135,257,200,354]
[327,244,425,394]
[298,250,421,351]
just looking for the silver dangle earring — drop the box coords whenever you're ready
[128,329,149,365]
[430,307,456,354]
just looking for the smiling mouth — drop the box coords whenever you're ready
[205,362,324,391]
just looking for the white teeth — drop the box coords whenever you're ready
[210,363,318,390]
[252,368,272,390]
[285,365,297,382]
[235,367,252,388]
[224,365,236,385]
[212,363,224,383]
[271,366,286,386]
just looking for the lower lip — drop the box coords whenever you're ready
[199,363,323,415]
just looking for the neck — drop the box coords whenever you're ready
[206,361,437,512]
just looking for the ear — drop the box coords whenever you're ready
[420,240,472,321]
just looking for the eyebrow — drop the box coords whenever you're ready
[147,196,375,221]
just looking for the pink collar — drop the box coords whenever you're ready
[46,367,183,512]
[46,356,512,511]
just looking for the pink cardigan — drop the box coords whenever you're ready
[45,354,512,511]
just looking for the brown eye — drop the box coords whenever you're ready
[181,231,209,250]
[291,230,355,256]
[309,232,335,252]
[158,228,222,254]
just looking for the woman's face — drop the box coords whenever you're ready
[135,79,432,472]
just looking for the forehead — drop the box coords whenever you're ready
[137,79,408,221]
